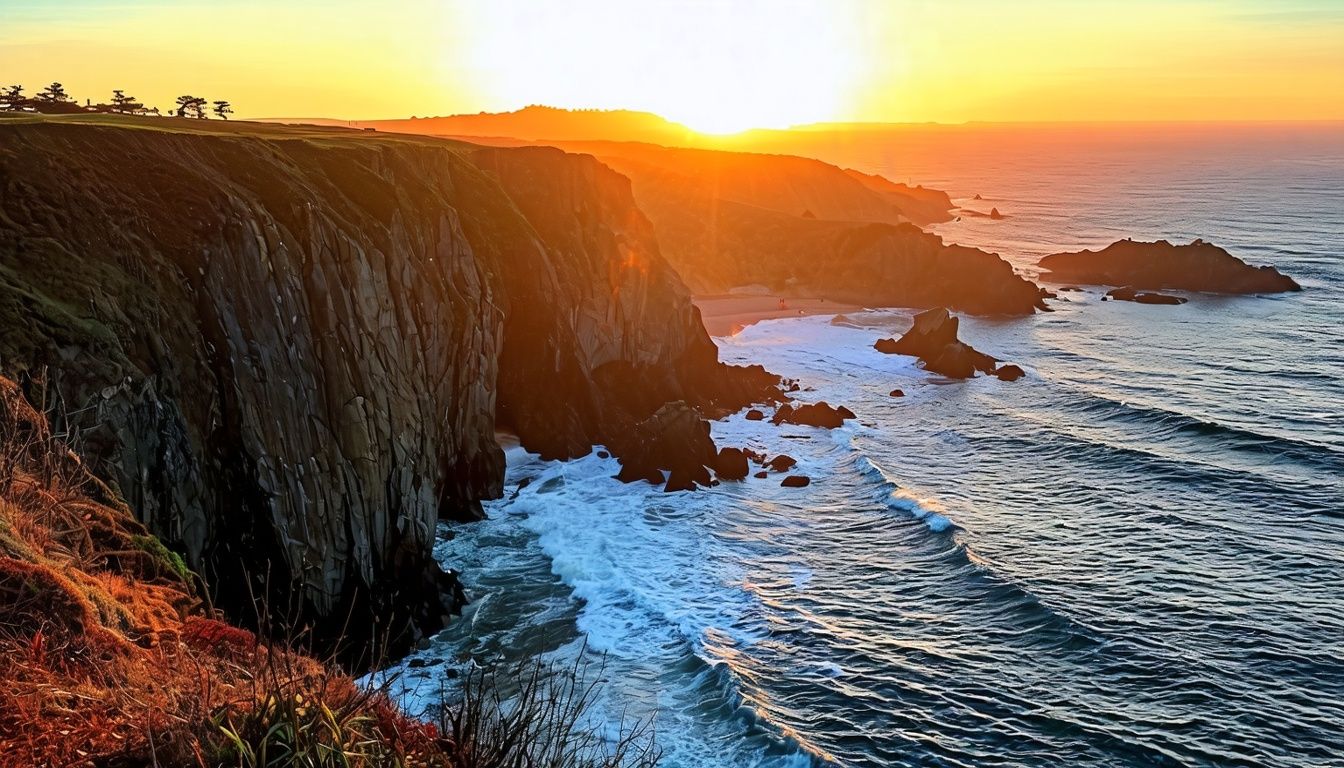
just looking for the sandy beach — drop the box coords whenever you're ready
[693,294,863,337]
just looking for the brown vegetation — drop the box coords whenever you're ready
[0,376,656,766]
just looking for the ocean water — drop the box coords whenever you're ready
[381,125,1344,767]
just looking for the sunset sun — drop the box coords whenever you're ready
[454,0,865,132]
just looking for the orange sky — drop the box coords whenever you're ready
[4,0,1343,131]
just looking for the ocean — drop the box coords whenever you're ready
[380,124,1344,767]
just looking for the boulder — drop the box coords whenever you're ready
[923,341,998,379]
[596,450,610,459]
[873,337,901,354]
[771,401,854,429]
[781,475,811,488]
[1106,286,1187,305]
[745,409,765,421]
[611,401,716,492]
[754,471,768,479]
[994,365,1026,382]
[767,455,797,473]
[875,307,961,359]
[1133,292,1187,305]
[875,307,1008,380]
[989,207,1004,220]
[616,463,664,485]
[889,389,905,397]
[664,469,701,493]
[1106,286,1138,301]
[715,447,750,481]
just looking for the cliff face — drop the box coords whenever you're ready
[0,118,769,656]
[468,146,763,459]
[544,143,1041,314]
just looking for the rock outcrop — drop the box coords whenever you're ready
[714,447,750,481]
[874,307,1007,379]
[771,401,855,429]
[1105,286,1188,305]
[0,118,774,660]
[609,402,717,492]
[1038,238,1300,294]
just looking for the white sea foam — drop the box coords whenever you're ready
[375,310,964,767]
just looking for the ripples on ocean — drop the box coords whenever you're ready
[380,125,1344,768]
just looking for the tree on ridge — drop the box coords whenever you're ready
[37,82,71,103]
[175,95,208,119]
[110,89,145,114]
[1,85,26,111]
[212,100,233,120]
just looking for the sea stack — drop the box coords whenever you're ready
[873,307,1015,379]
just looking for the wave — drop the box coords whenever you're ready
[852,452,1109,649]
[1067,390,1344,474]
[852,452,959,533]
[497,448,834,768]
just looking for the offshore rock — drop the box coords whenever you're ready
[771,401,855,429]
[875,307,1001,379]
[714,447,750,481]
[1039,238,1300,294]
[609,402,716,492]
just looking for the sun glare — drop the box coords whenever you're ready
[454,0,865,133]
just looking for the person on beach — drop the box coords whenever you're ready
[778,297,787,310]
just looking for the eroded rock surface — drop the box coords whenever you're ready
[0,121,774,659]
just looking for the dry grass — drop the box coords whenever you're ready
[0,375,658,767]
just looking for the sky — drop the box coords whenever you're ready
[4,0,1343,131]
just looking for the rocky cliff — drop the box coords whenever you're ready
[0,116,772,658]
[312,124,1042,315]
[547,143,1044,314]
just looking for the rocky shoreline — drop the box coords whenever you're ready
[0,119,778,660]
[0,116,1107,665]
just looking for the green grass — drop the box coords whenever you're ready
[0,111,489,153]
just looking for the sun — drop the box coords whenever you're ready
[454,0,865,133]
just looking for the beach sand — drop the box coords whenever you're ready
[694,295,862,337]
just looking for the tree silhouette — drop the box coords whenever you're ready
[212,100,234,120]
[175,95,208,119]
[110,89,144,114]
[36,82,71,103]
[1,85,25,111]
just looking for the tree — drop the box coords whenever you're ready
[110,89,143,114]
[175,95,208,119]
[1,85,25,111]
[212,100,234,120]
[36,82,71,103]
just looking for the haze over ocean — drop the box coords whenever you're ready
[382,123,1344,767]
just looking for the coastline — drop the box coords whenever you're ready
[694,294,862,337]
